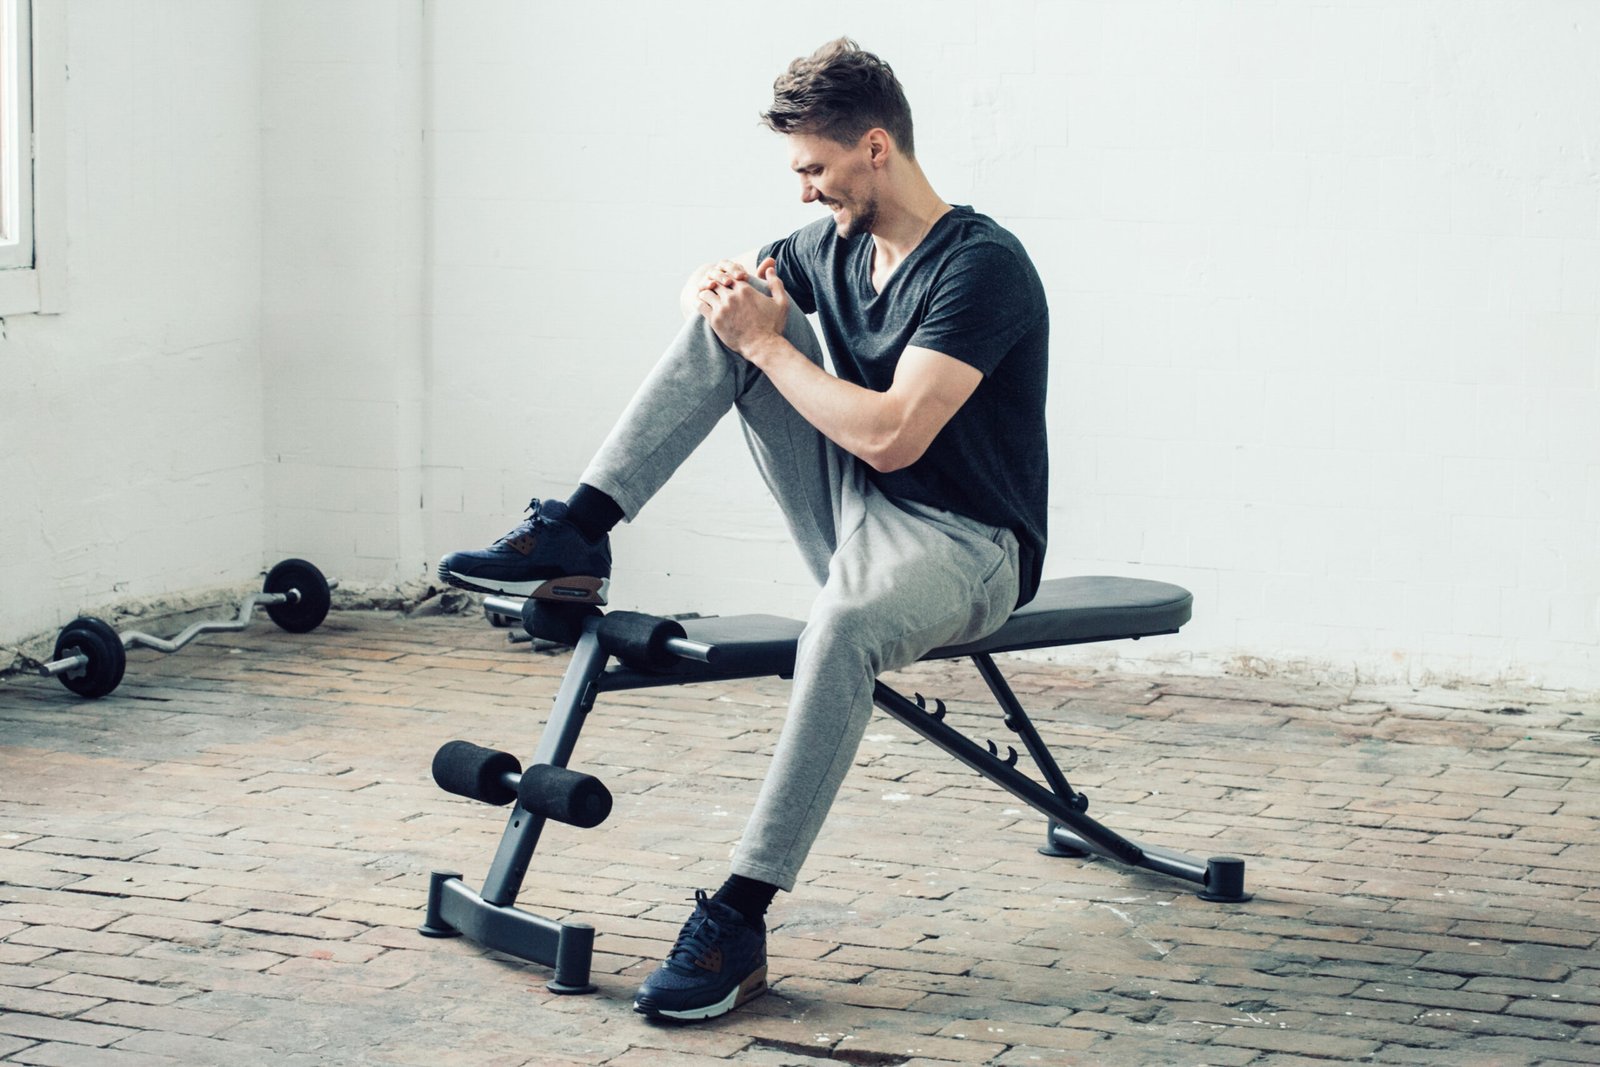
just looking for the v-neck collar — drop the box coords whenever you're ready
[861,206,963,296]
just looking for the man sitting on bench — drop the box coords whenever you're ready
[438,37,1049,1022]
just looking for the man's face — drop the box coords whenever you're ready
[788,131,879,239]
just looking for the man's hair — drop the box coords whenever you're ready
[761,38,915,157]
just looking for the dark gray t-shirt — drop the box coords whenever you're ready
[760,206,1049,605]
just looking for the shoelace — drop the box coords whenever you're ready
[665,890,725,972]
[495,498,545,545]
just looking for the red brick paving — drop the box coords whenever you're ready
[2,608,1597,1065]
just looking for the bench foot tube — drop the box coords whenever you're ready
[1043,824,1252,902]
[419,871,598,994]
[873,677,1251,903]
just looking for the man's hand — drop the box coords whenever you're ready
[696,257,790,360]
[679,248,759,319]
[697,259,751,294]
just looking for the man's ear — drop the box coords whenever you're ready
[865,128,892,167]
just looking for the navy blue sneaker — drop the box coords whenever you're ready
[634,890,768,1022]
[437,498,611,603]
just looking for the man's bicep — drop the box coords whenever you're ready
[891,345,985,442]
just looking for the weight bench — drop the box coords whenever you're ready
[419,575,1249,994]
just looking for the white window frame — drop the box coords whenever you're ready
[0,0,63,316]
[0,0,32,270]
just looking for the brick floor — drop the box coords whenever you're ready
[1,608,1596,1066]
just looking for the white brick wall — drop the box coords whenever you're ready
[0,1,264,642]
[414,0,1599,688]
[3,1,1595,692]
[261,0,427,583]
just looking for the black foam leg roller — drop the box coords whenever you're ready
[517,765,613,829]
[432,741,522,806]
[522,599,601,646]
[596,611,686,671]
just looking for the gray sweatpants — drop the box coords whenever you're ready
[581,291,1020,891]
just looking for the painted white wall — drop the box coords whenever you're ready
[419,1,1599,690]
[0,1,264,643]
[3,1,1596,694]
[261,0,427,584]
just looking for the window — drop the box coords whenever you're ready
[0,0,61,316]
[0,0,31,271]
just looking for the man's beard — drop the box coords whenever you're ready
[831,194,878,239]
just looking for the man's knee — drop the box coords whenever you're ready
[798,593,903,679]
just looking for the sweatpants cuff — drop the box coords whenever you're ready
[728,858,797,894]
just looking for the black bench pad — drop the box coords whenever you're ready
[595,576,1191,692]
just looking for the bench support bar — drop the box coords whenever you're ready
[872,656,1250,903]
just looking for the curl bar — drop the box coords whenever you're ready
[26,558,335,699]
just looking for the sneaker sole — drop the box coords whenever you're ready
[437,562,609,605]
[633,966,767,1022]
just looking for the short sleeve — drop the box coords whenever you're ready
[759,227,822,316]
[909,242,1044,376]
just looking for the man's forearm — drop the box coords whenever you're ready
[697,268,981,473]
[743,335,910,472]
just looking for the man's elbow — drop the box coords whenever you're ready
[861,434,928,474]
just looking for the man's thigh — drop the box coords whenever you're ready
[808,484,1020,674]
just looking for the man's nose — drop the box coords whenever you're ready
[800,180,818,203]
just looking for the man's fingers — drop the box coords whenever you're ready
[701,260,749,290]
[765,269,788,313]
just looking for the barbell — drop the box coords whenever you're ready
[30,558,334,699]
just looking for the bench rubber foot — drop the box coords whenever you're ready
[546,979,598,995]
[417,923,461,939]
[1040,821,1089,858]
[1198,856,1252,903]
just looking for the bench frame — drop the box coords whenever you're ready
[419,579,1249,994]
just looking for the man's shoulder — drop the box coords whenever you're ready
[937,207,1033,262]
[926,208,1044,295]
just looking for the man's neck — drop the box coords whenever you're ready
[870,170,951,270]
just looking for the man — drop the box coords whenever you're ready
[439,38,1048,1021]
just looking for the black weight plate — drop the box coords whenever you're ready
[53,616,127,698]
[263,558,331,634]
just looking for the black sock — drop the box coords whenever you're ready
[564,484,623,543]
[712,874,778,928]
